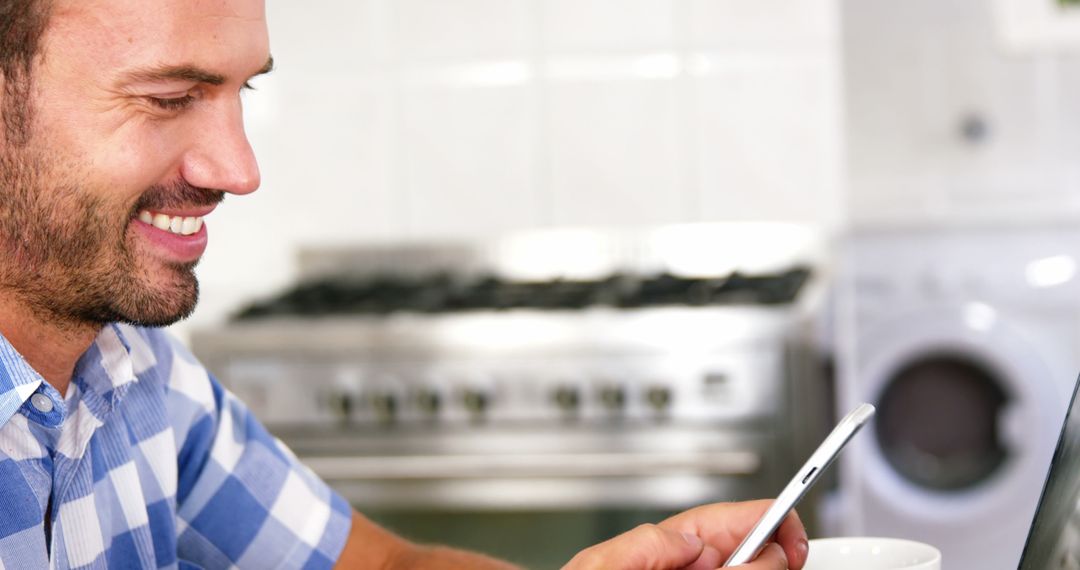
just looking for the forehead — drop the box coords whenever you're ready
[48,0,268,76]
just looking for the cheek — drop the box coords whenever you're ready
[90,124,188,206]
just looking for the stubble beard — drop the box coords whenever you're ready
[0,139,207,330]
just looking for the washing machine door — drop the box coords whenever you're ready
[874,352,1010,492]
[852,307,1070,567]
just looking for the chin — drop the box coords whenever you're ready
[116,295,198,328]
[110,265,200,327]
[124,300,197,327]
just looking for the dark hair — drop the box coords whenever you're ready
[0,0,52,145]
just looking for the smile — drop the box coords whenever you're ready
[137,210,204,236]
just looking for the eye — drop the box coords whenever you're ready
[148,93,196,111]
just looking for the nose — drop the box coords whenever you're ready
[179,99,261,196]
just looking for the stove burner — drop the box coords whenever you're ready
[234,267,811,320]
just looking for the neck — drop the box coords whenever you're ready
[0,295,100,396]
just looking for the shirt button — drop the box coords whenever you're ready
[30,393,54,413]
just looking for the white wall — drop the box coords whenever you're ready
[176,0,844,339]
[844,0,1080,226]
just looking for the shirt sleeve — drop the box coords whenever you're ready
[164,339,352,569]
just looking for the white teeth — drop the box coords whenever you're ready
[180,217,197,235]
[139,210,204,236]
[152,213,171,230]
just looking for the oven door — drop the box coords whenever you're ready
[280,425,777,569]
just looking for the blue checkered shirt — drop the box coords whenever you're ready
[0,324,352,568]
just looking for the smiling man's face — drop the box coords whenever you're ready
[0,0,269,327]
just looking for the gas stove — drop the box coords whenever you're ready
[232,268,811,318]
[191,224,830,523]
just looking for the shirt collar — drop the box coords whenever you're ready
[71,324,139,419]
[0,332,47,429]
[0,324,140,429]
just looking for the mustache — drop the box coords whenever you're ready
[133,180,225,213]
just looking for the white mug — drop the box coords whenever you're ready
[802,537,942,570]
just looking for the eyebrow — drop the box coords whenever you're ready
[122,55,274,86]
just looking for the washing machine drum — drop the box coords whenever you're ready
[875,354,1010,491]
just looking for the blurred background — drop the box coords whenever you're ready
[178,0,1080,567]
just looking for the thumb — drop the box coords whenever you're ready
[562,524,706,570]
[737,543,789,570]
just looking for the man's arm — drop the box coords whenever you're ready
[334,511,521,570]
[333,500,807,570]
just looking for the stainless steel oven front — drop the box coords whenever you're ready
[194,307,826,568]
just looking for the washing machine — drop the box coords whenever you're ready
[834,225,1080,569]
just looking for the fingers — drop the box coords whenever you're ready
[660,500,774,551]
[738,543,788,570]
[659,501,809,570]
[774,510,809,569]
[562,523,706,570]
[563,500,810,570]
[679,544,722,570]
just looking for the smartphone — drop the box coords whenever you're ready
[721,402,876,567]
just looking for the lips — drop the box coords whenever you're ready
[131,208,211,263]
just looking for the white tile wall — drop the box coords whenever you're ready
[694,55,842,225]
[399,82,540,237]
[265,0,378,74]
[177,0,844,339]
[391,0,535,62]
[687,0,837,49]
[546,77,687,226]
[542,0,676,52]
[255,78,398,243]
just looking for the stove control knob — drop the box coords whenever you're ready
[599,386,626,412]
[414,390,441,416]
[462,390,489,418]
[370,393,397,424]
[646,386,672,412]
[553,386,580,412]
[327,392,355,422]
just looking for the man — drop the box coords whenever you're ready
[0,0,809,568]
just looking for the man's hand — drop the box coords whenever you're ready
[562,500,808,570]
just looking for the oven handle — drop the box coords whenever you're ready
[301,450,761,480]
